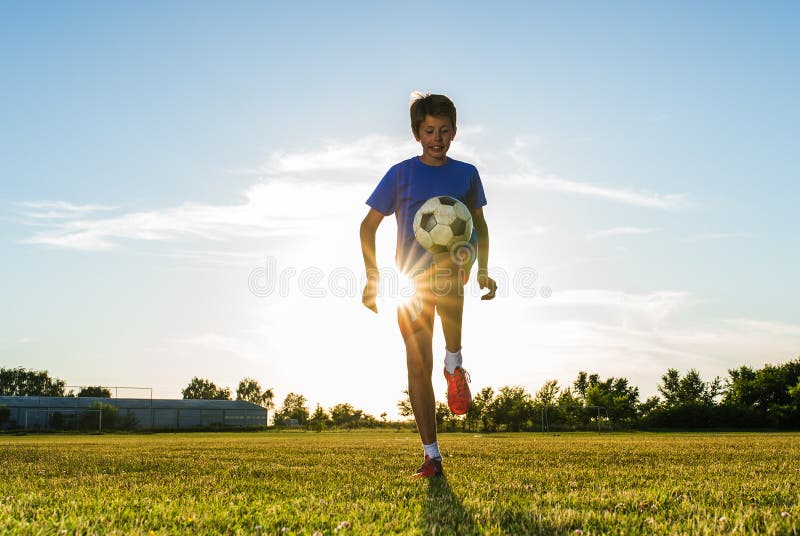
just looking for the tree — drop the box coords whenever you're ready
[638,396,661,420]
[678,370,708,405]
[274,393,309,426]
[550,387,584,430]
[565,372,641,429]
[658,368,721,410]
[78,386,111,398]
[534,379,580,431]
[723,365,756,406]
[0,367,66,396]
[236,378,275,427]
[488,386,534,432]
[534,379,560,407]
[725,359,800,408]
[308,404,330,431]
[435,401,451,429]
[573,371,589,401]
[237,378,263,403]
[330,403,364,428]
[723,358,800,427]
[397,390,413,418]
[658,368,682,409]
[585,377,640,427]
[789,379,800,405]
[181,377,231,400]
[262,387,275,425]
[468,387,495,432]
[649,369,721,427]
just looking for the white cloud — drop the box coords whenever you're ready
[261,134,417,181]
[491,137,688,210]
[19,200,117,212]
[156,249,269,267]
[587,227,656,239]
[17,337,33,344]
[17,133,421,251]
[257,131,484,180]
[545,288,694,324]
[18,129,686,252]
[496,171,686,209]
[20,181,366,251]
[17,201,117,220]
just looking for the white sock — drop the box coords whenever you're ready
[423,441,442,460]
[444,349,462,374]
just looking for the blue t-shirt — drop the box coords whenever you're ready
[366,156,487,275]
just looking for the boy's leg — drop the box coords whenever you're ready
[435,274,465,353]
[397,270,439,450]
[404,329,436,445]
[431,252,473,353]
[431,252,474,415]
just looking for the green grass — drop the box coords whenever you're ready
[1,431,798,535]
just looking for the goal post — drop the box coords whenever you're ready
[541,404,609,433]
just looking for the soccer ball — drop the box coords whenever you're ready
[412,196,473,255]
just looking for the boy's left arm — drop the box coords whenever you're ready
[471,207,497,300]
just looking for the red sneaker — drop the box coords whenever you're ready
[413,455,443,478]
[444,366,471,415]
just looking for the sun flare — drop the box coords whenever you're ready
[377,269,416,311]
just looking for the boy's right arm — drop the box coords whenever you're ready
[360,208,384,313]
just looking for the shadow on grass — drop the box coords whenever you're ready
[422,476,568,535]
[421,476,479,535]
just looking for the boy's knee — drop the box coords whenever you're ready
[406,351,432,376]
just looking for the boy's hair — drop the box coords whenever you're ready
[410,92,457,135]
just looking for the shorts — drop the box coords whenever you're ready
[397,251,475,340]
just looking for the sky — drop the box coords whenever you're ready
[2,1,798,419]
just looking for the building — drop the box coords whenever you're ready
[0,396,267,431]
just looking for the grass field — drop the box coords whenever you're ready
[1,431,798,535]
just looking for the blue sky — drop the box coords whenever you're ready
[2,2,798,417]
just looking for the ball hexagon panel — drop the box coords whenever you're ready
[415,227,434,250]
[421,212,438,233]
[453,202,471,222]
[429,224,454,246]
[450,217,467,237]
[433,205,456,225]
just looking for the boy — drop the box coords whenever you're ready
[360,93,497,478]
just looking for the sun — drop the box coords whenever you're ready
[377,268,416,312]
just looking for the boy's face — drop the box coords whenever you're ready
[414,115,456,166]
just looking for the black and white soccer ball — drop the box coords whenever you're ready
[412,196,473,256]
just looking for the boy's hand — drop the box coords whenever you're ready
[477,271,497,300]
[362,278,379,313]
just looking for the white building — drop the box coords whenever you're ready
[0,396,267,430]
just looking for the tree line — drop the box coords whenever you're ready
[2,357,799,430]
[265,357,800,431]
[448,358,800,431]
[0,368,113,398]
